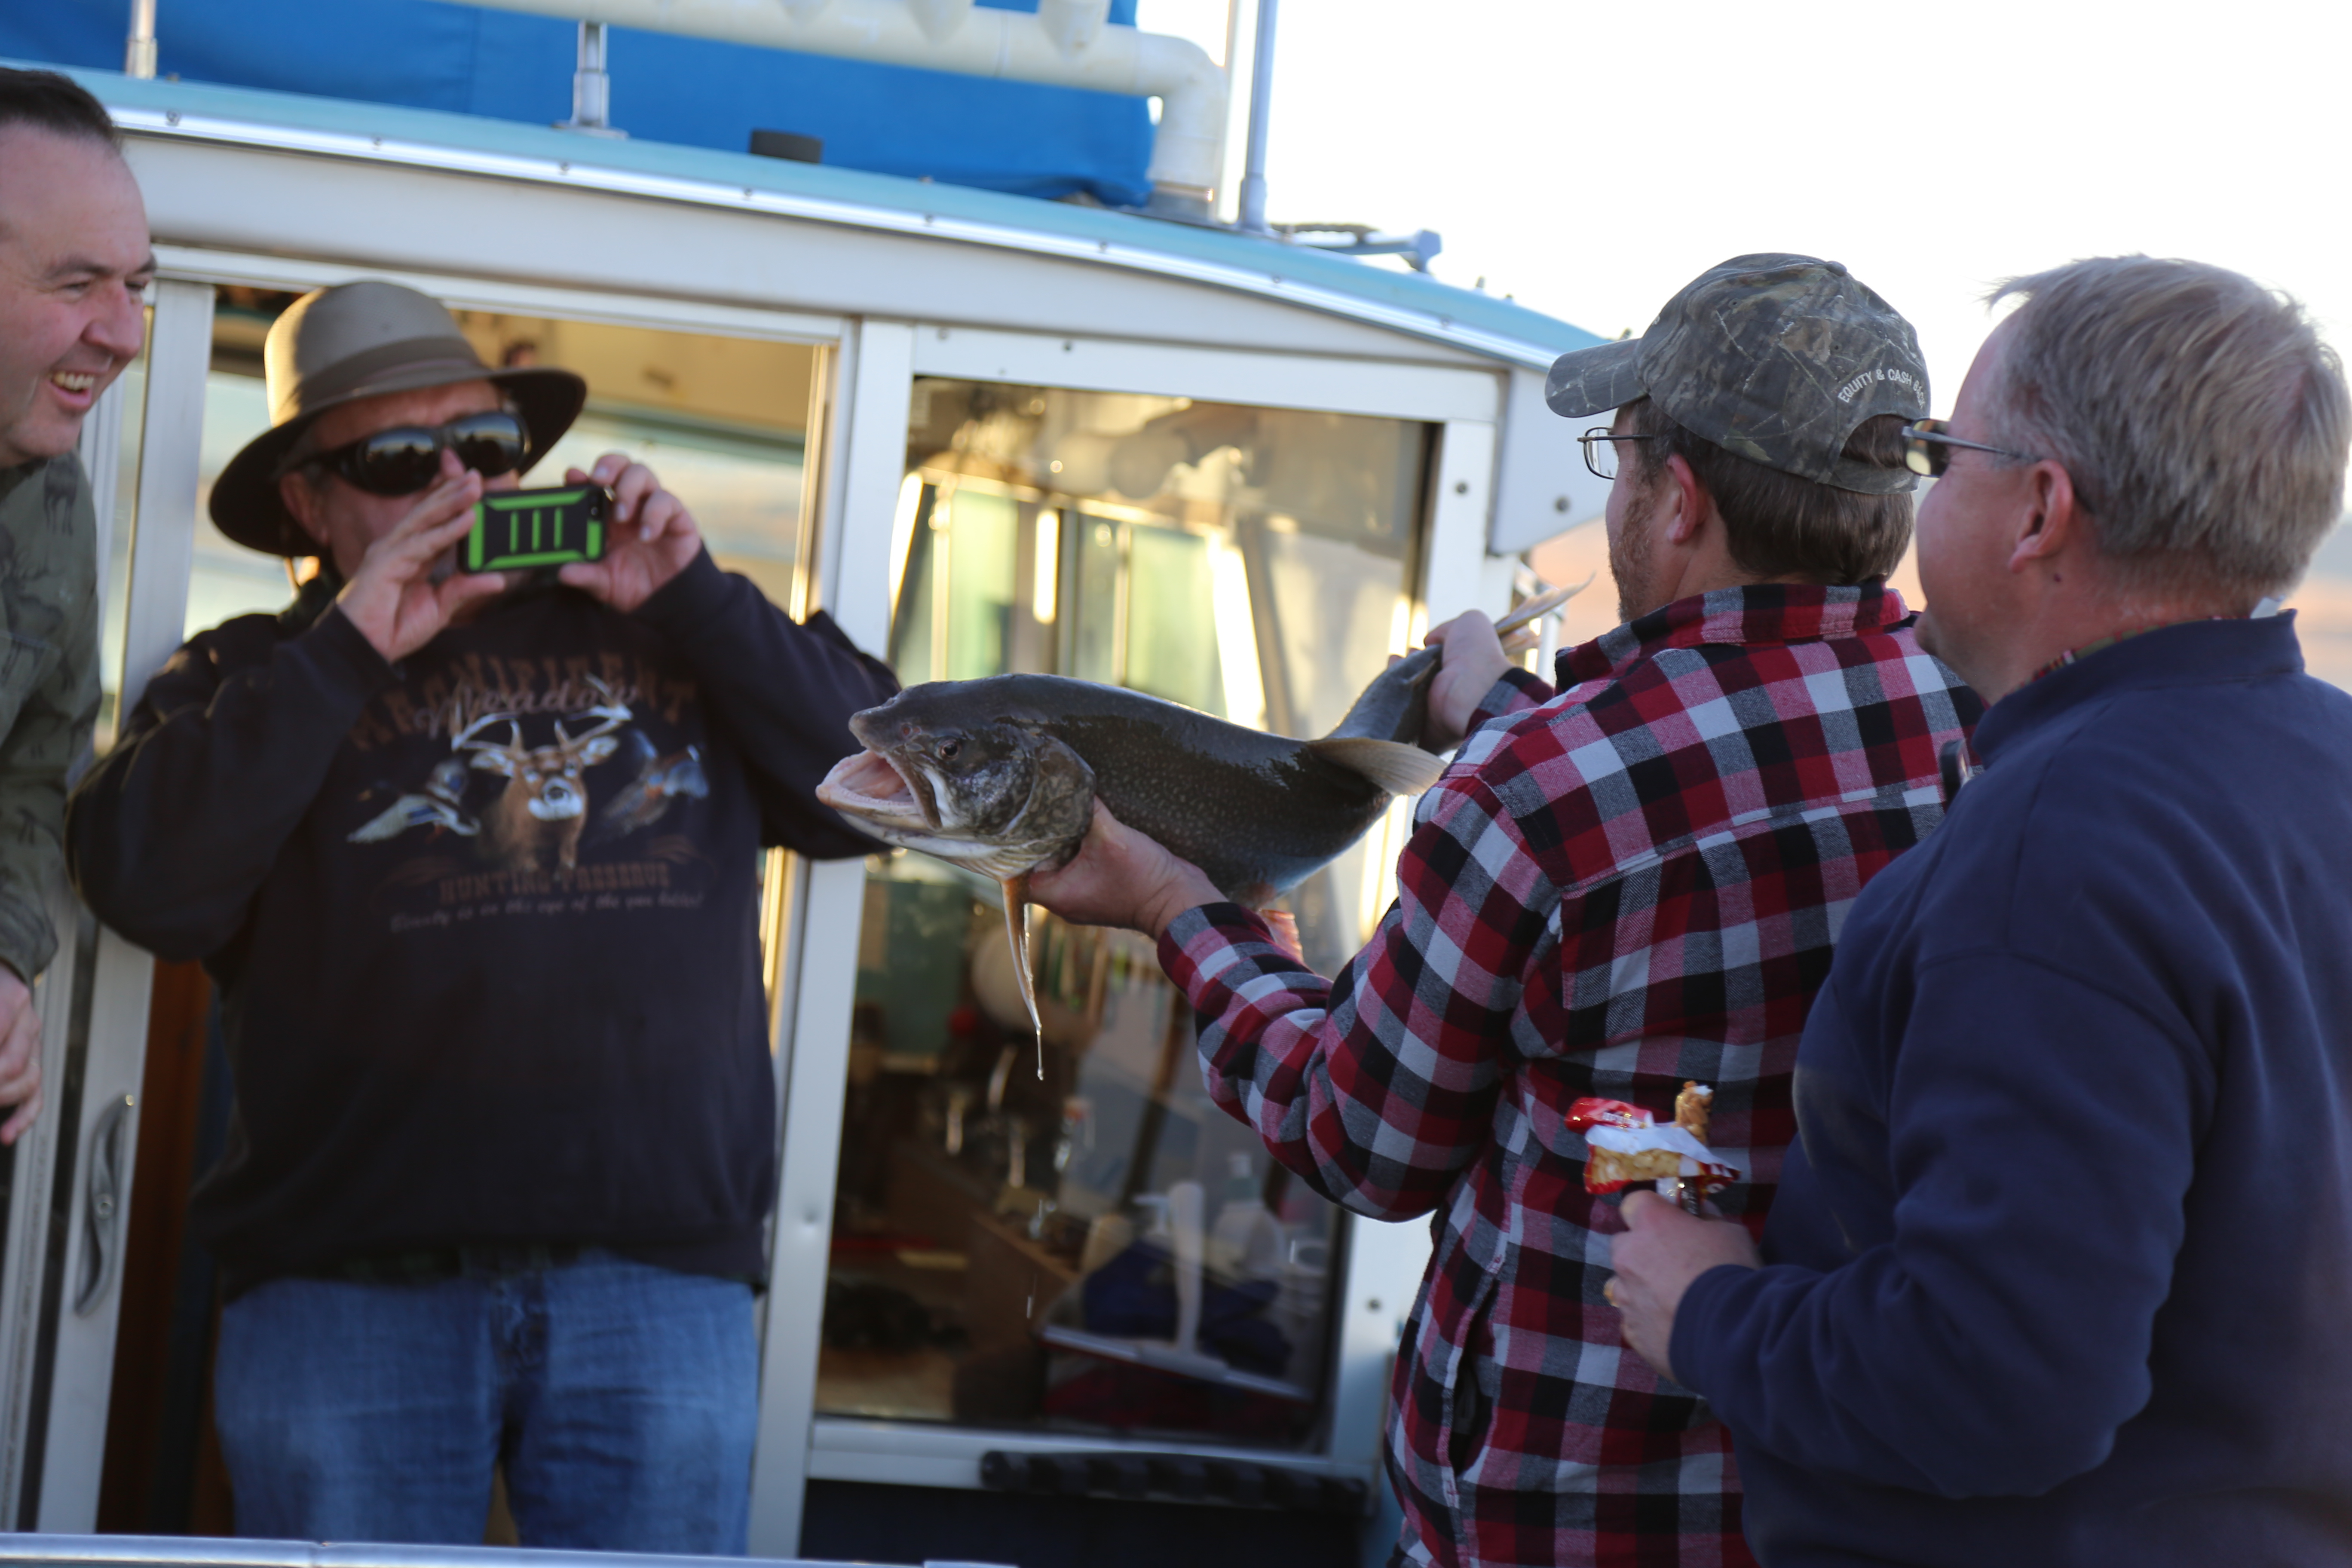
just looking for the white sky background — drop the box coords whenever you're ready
[1142,0,2352,672]
[1139,0,2352,416]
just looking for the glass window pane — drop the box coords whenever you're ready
[453,312,812,612]
[1069,511,1121,685]
[821,379,1432,1449]
[188,365,289,639]
[533,408,802,611]
[1124,525,1221,714]
[890,499,940,687]
[184,296,818,644]
[179,290,303,641]
[890,490,941,687]
[942,489,1018,681]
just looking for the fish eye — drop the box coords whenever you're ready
[939,739,962,760]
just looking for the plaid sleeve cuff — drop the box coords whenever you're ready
[1158,901,1335,1016]
[1469,665,1554,733]
[1159,902,1281,987]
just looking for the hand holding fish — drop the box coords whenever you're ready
[557,451,703,611]
[1029,801,1224,942]
[815,576,1590,1050]
[1420,610,1515,752]
[1606,1190,1760,1383]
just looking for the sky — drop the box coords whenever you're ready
[1142,0,2352,422]
[1142,0,2352,671]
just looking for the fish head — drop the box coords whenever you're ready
[818,684,1098,878]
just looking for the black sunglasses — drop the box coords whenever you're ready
[1901,418,2042,479]
[300,411,533,497]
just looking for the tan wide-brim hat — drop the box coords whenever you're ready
[211,280,588,557]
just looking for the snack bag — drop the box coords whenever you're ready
[1568,1081,1740,1212]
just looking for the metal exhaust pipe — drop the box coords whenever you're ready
[555,20,625,137]
[125,0,158,79]
[1235,0,1277,234]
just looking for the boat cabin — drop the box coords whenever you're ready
[0,31,1614,1567]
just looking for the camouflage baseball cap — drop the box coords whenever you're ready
[1546,254,1927,495]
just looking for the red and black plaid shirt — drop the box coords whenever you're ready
[1158,585,1979,1568]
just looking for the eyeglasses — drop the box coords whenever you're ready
[301,411,532,497]
[1579,427,1666,481]
[1900,418,2042,479]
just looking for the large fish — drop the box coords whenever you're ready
[816,581,1584,1055]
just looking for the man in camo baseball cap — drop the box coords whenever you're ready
[1020,251,1980,1568]
[1547,252,1928,494]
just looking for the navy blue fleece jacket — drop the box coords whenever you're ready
[1672,614,2352,1566]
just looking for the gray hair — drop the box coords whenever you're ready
[1986,256,2349,599]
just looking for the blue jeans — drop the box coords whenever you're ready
[214,1251,757,1552]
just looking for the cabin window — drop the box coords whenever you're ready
[820,378,1432,1447]
[190,293,817,633]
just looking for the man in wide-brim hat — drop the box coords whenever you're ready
[206,278,588,561]
[67,280,899,1552]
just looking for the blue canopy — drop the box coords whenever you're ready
[4,0,1155,205]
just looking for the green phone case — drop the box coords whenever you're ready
[464,486,609,573]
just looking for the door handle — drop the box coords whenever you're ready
[73,1092,136,1317]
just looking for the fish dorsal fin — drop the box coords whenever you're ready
[1304,736,1448,796]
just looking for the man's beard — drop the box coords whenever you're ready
[1609,483,1656,625]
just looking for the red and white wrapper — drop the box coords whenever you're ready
[1566,1096,1741,1198]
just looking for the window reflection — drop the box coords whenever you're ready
[822,380,1430,1448]
[186,295,816,642]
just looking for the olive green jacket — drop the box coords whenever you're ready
[0,456,100,985]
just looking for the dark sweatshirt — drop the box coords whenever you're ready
[67,552,893,1293]
[1671,615,2352,1565]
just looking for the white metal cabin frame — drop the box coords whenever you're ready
[0,65,1605,1553]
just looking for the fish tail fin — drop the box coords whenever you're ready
[1001,876,1045,1079]
[1325,646,1439,743]
[1304,736,1448,796]
[1490,573,1594,648]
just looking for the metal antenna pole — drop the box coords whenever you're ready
[1234,0,1278,234]
[125,0,158,79]
[556,20,626,137]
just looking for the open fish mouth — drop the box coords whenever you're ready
[818,748,1055,878]
[816,749,938,832]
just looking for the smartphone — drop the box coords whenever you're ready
[461,484,611,573]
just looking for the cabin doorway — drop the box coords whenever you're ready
[0,270,838,1535]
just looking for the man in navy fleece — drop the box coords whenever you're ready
[1605,255,2352,1566]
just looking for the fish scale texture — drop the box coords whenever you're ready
[1158,584,1978,1568]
